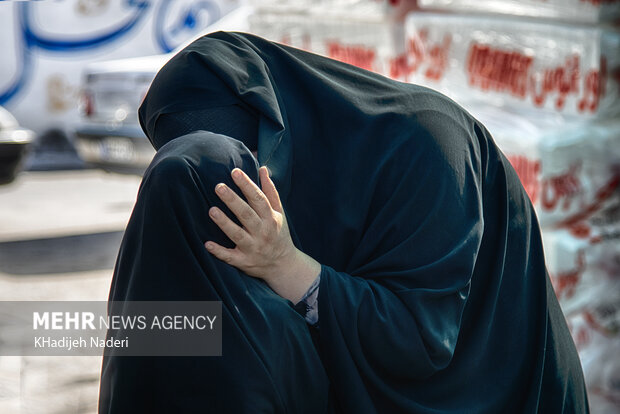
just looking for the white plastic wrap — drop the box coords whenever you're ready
[249,11,313,51]
[542,222,620,315]
[404,13,620,119]
[474,109,620,228]
[249,10,408,79]
[566,305,620,413]
[249,0,417,19]
[542,208,620,414]
[417,0,620,24]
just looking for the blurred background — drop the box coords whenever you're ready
[0,0,618,413]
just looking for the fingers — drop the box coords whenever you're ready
[213,181,261,231]
[230,168,273,218]
[206,167,292,277]
[204,241,241,266]
[208,206,250,247]
[259,166,283,214]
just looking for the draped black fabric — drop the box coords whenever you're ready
[153,105,259,151]
[100,31,588,413]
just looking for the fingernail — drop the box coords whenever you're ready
[205,242,214,250]
[232,169,243,179]
[209,207,219,217]
[215,184,226,194]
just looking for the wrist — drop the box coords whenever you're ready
[267,248,321,303]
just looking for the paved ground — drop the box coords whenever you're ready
[0,170,142,414]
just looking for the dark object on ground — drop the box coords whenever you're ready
[24,128,85,172]
[0,106,34,185]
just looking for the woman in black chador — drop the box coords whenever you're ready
[99,32,588,413]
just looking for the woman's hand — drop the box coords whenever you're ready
[205,167,320,303]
